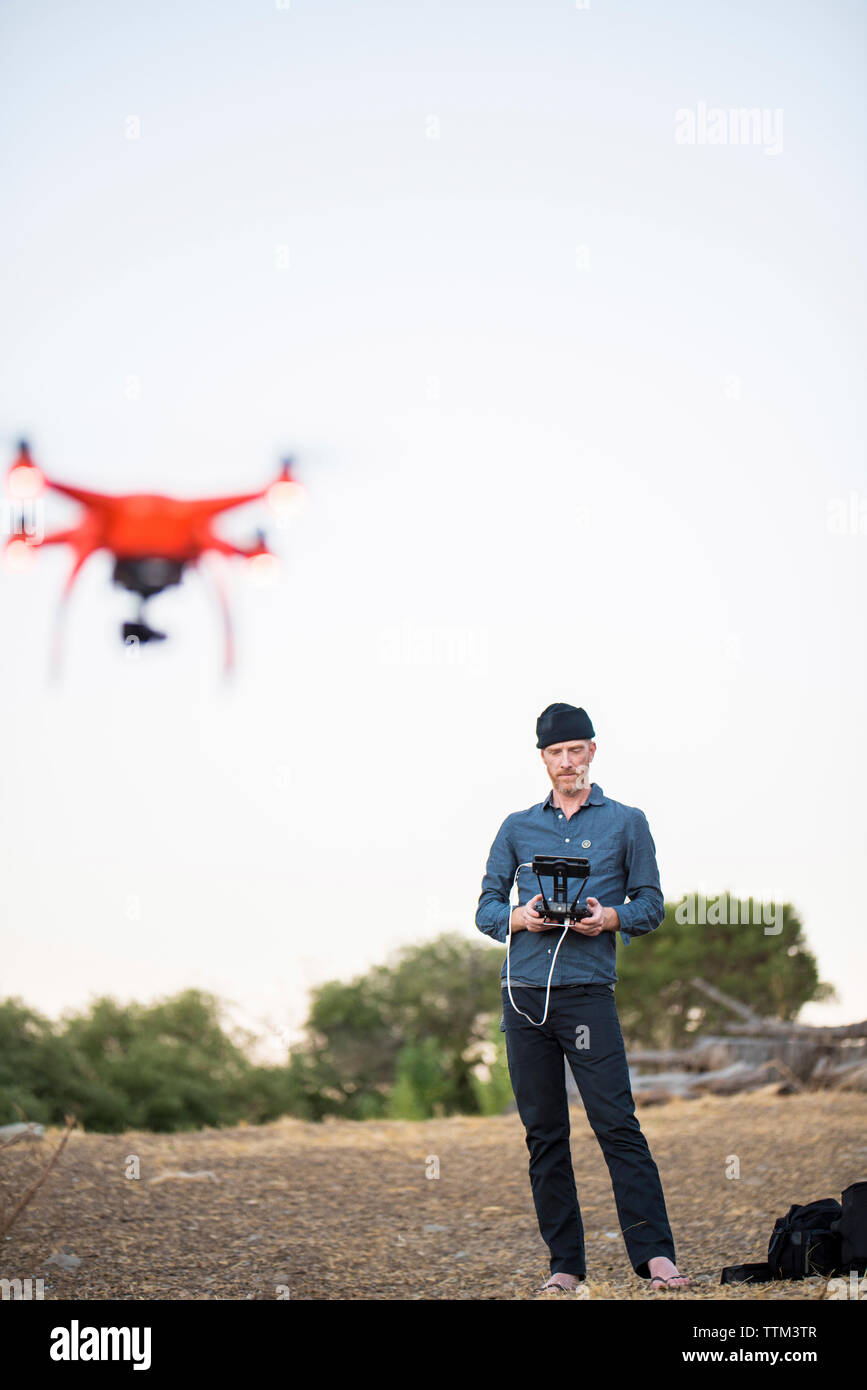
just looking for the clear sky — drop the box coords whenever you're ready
[2,0,865,1061]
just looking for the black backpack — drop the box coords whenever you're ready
[839,1180,867,1275]
[720,1182,867,1284]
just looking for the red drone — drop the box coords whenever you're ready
[3,440,306,677]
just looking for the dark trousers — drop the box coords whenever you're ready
[502,982,676,1279]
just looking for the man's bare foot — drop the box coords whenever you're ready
[541,1272,584,1293]
[647,1255,690,1290]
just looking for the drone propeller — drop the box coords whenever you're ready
[7,439,45,499]
[267,457,306,518]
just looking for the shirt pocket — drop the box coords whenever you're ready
[585,841,623,887]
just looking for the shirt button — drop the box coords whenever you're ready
[558,814,563,819]
[565,838,570,843]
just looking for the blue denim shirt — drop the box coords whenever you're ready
[475,782,665,987]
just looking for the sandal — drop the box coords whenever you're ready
[539,1273,586,1294]
[650,1273,690,1292]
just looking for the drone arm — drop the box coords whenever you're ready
[43,479,115,507]
[202,535,263,560]
[196,489,268,517]
[25,525,88,549]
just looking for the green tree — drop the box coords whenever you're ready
[615,894,836,1049]
[293,933,503,1120]
[387,1038,452,1119]
[0,898,836,1131]
[0,990,304,1133]
[469,1012,513,1116]
[0,998,85,1125]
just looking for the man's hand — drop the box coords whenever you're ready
[568,898,620,936]
[510,893,560,933]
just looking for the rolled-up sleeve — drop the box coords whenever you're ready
[616,808,665,946]
[475,815,517,945]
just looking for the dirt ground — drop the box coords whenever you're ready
[2,1087,864,1300]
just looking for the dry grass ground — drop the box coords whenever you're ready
[2,1087,865,1300]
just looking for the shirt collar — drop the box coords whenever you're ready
[542,782,604,810]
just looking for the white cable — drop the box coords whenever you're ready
[504,861,572,1028]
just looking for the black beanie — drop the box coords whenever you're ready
[536,702,595,749]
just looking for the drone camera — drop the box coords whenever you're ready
[122,620,167,645]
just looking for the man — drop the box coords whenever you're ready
[475,702,690,1294]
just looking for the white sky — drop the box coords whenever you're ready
[1,0,865,1062]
